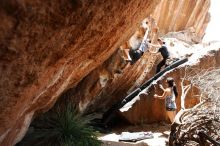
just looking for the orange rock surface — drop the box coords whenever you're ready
[0,0,159,145]
[152,0,210,42]
[0,0,212,145]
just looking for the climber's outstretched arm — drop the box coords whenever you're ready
[154,89,168,99]
[159,84,165,91]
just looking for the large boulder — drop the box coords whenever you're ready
[0,0,211,145]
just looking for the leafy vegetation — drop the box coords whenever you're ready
[18,104,101,146]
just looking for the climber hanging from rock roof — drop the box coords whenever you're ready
[120,21,150,65]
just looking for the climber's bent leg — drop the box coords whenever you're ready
[156,58,167,73]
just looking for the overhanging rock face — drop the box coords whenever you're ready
[0,0,159,145]
[0,0,211,145]
[74,0,211,116]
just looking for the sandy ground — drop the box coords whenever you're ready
[99,123,171,146]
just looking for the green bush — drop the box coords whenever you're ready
[19,105,101,146]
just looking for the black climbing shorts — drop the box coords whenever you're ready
[129,49,143,63]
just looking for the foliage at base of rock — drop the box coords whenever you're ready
[18,104,101,146]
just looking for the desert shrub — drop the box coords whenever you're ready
[18,104,101,146]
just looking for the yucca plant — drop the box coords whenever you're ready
[19,104,101,146]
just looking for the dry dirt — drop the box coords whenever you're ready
[100,123,171,146]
